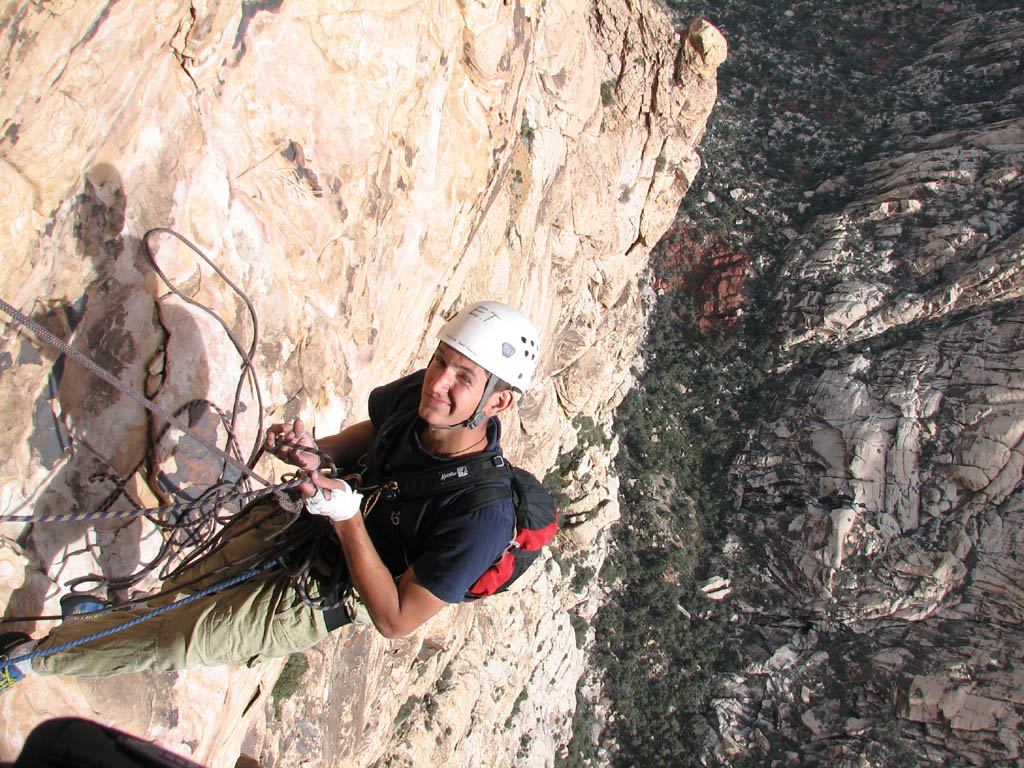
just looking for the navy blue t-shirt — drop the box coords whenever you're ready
[361,370,516,603]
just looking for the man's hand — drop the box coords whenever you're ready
[265,418,320,470]
[305,474,362,520]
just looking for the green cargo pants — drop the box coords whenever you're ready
[34,503,365,678]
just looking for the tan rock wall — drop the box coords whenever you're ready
[0,1,721,766]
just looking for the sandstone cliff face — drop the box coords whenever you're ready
[708,7,1024,766]
[0,1,721,766]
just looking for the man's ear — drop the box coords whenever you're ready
[484,388,515,417]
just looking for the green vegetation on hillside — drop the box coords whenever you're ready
[595,296,774,766]
[553,239,781,767]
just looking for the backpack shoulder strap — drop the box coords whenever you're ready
[388,453,512,501]
[411,474,515,550]
[445,481,515,516]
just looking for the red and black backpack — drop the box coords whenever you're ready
[449,461,559,600]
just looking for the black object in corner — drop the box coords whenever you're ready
[10,718,209,768]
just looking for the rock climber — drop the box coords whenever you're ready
[0,300,540,690]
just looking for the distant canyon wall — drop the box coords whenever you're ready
[0,1,722,767]
[714,8,1024,766]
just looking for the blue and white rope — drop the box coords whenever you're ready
[0,559,280,672]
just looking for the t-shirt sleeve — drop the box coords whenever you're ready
[368,370,426,429]
[411,498,516,603]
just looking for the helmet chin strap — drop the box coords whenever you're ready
[429,374,499,432]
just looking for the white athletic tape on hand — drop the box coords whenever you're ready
[304,484,362,522]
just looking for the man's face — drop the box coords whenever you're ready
[419,343,489,427]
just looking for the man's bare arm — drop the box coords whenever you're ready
[314,419,378,468]
[330,514,447,638]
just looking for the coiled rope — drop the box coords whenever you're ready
[0,227,348,627]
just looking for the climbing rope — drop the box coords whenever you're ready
[0,477,308,524]
[141,228,267,473]
[0,558,281,675]
[0,296,269,488]
[0,227,349,626]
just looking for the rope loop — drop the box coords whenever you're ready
[0,227,353,631]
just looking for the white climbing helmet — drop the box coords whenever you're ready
[438,301,540,391]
